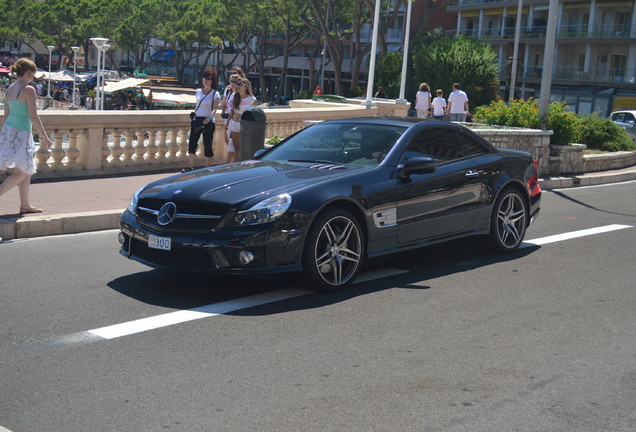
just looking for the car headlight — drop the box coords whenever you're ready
[127,188,142,214]
[231,194,292,225]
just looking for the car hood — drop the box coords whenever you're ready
[138,160,365,206]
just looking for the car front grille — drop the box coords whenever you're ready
[136,198,228,232]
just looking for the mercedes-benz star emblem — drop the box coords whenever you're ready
[157,202,177,226]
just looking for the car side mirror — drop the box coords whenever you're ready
[398,156,437,180]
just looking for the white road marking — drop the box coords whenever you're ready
[80,225,632,341]
[522,224,633,247]
[0,426,15,432]
[88,267,408,340]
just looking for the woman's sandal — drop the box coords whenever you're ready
[19,207,43,214]
[180,167,193,173]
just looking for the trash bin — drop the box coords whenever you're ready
[239,106,267,161]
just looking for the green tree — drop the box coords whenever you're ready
[374,51,402,98]
[412,33,500,110]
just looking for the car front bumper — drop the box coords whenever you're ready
[119,210,306,275]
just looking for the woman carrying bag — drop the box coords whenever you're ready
[182,71,219,172]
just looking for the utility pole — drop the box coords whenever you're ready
[539,0,559,129]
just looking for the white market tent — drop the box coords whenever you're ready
[102,77,150,94]
[142,88,196,106]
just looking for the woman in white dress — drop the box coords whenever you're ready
[415,82,432,119]
[226,77,257,163]
[0,58,52,214]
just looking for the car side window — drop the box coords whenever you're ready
[404,128,486,162]
[456,130,490,157]
[626,113,635,123]
[404,128,461,162]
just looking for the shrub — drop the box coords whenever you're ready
[474,98,582,145]
[580,115,636,152]
[545,102,582,146]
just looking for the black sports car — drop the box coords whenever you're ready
[119,118,541,290]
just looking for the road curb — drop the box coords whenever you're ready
[0,210,123,241]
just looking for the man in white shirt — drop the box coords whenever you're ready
[447,83,469,122]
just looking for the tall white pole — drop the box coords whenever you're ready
[363,0,381,109]
[397,0,413,104]
[539,0,559,128]
[508,0,523,101]
[46,45,54,98]
[90,38,108,110]
[71,46,80,108]
[101,44,110,110]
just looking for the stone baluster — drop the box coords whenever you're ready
[166,128,179,162]
[65,130,81,171]
[121,128,135,165]
[145,128,158,163]
[49,130,66,170]
[155,128,168,163]
[108,129,123,168]
[34,135,51,173]
[133,129,146,164]
[177,127,188,161]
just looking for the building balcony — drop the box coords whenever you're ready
[452,23,636,40]
[518,65,635,85]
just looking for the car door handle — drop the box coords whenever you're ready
[465,170,480,177]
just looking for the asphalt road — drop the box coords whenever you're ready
[1,181,635,432]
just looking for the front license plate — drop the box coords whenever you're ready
[148,234,171,251]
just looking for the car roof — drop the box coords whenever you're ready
[611,110,636,115]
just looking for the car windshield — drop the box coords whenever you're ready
[260,122,407,167]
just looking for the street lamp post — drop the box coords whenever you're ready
[362,0,381,109]
[46,45,54,98]
[90,38,108,111]
[70,46,80,108]
[100,44,110,110]
[397,0,413,105]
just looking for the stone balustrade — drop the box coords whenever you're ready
[1,101,377,180]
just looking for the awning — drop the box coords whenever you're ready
[142,88,196,105]
[151,49,176,61]
[103,77,150,94]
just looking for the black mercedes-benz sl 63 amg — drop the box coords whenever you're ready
[119,117,541,291]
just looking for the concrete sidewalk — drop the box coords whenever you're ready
[1,166,636,241]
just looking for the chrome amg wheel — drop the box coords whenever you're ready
[491,188,528,252]
[302,209,364,291]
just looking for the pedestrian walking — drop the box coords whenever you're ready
[0,58,52,214]
[431,89,447,120]
[415,83,432,119]
[447,83,469,122]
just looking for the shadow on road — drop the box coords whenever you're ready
[107,237,539,315]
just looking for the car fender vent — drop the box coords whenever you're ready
[309,164,346,170]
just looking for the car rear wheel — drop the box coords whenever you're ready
[302,209,364,291]
[490,188,528,252]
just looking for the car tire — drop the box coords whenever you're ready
[490,188,528,252]
[302,208,365,291]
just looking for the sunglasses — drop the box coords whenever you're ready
[230,81,238,84]
[236,82,245,87]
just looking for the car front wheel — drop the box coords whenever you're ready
[302,209,364,291]
[490,188,528,252]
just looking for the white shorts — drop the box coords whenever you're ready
[228,119,241,133]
